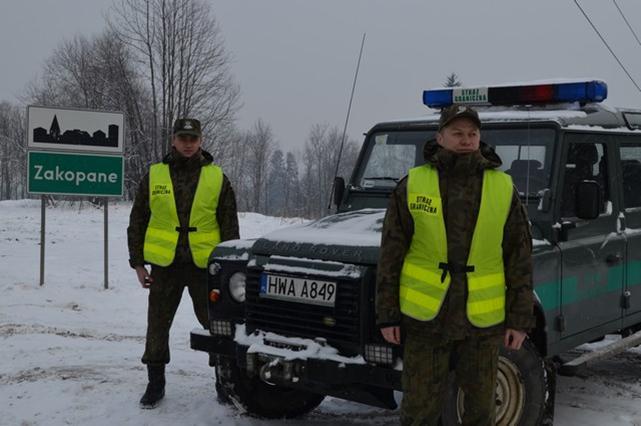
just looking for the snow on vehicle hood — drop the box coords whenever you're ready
[251,209,385,264]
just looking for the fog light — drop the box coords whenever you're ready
[364,344,394,365]
[210,320,234,336]
[209,289,221,303]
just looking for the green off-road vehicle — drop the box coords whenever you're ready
[191,79,641,425]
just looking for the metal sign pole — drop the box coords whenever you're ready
[39,195,46,286]
[104,197,109,290]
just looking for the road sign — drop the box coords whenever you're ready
[27,105,125,290]
[28,151,124,197]
[28,105,124,154]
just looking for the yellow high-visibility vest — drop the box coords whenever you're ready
[143,163,223,268]
[399,164,513,328]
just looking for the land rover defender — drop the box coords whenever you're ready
[191,80,641,425]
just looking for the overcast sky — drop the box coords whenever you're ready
[1,0,641,153]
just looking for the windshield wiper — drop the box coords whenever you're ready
[518,192,542,200]
[362,176,399,182]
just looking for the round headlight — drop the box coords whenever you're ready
[229,272,246,303]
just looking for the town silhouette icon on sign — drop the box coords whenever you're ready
[33,115,119,148]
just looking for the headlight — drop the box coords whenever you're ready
[229,272,246,303]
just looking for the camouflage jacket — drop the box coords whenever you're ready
[127,148,240,268]
[375,140,536,339]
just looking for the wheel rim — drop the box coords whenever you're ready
[456,356,526,426]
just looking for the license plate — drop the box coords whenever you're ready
[259,273,337,307]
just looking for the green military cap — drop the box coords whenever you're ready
[173,118,202,137]
[438,104,481,130]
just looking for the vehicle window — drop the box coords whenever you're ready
[356,128,555,193]
[561,142,610,217]
[620,145,641,209]
[483,129,555,197]
[358,131,430,188]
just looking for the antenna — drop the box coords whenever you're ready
[327,32,366,210]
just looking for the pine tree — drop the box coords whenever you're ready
[285,152,301,217]
[444,72,462,87]
[266,149,287,216]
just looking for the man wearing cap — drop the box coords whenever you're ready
[128,118,239,408]
[376,105,534,425]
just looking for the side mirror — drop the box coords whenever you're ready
[333,177,345,207]
[575,180,601,220]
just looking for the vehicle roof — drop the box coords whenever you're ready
[371,103,641,134]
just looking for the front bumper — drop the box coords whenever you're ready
[190,328,402,409]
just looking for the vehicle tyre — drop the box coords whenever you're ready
[215,357,325,419]
[442,340,554,426]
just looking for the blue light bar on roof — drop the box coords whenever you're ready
[423,80,608,109]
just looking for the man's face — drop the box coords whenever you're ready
[172,134,202,158]
[436,118,480,154]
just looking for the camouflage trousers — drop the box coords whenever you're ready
[141,263,208,365]
[401,333,502,426]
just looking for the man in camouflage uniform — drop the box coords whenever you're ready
[128,118,239,408]
[376,105,535,425]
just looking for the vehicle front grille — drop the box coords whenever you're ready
[244,267,361,354]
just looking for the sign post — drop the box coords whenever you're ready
[40,195,45,286]
[104,198,109,290]
[27,106,125,289]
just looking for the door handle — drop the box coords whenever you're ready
[606,254,623,265]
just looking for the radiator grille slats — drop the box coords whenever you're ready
[245,268,361,347]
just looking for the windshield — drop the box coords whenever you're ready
[354,127,556,196]
[357,131,435,188]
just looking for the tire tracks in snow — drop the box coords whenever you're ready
[0,323,145,343]
[0,365,111,385]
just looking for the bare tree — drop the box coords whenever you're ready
[13,1,239,202]
[0,103,27,200]
[217,126,253,211]
[108,0,240,156]
[244,119,274,212]
[301,123,359,218]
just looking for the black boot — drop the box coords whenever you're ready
[213,359,231,405]
[215,378,231,405]
[140,365,166,409]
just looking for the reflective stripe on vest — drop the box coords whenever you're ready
[399,164,513,327]
[143,163,223,268]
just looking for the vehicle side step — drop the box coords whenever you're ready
[559,329,641,376]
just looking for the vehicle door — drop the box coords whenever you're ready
[619,136,641,325]
[557,134,625,339]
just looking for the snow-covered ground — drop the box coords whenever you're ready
[1,200,641,425]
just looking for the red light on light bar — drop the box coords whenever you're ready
[520,85,554,103]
